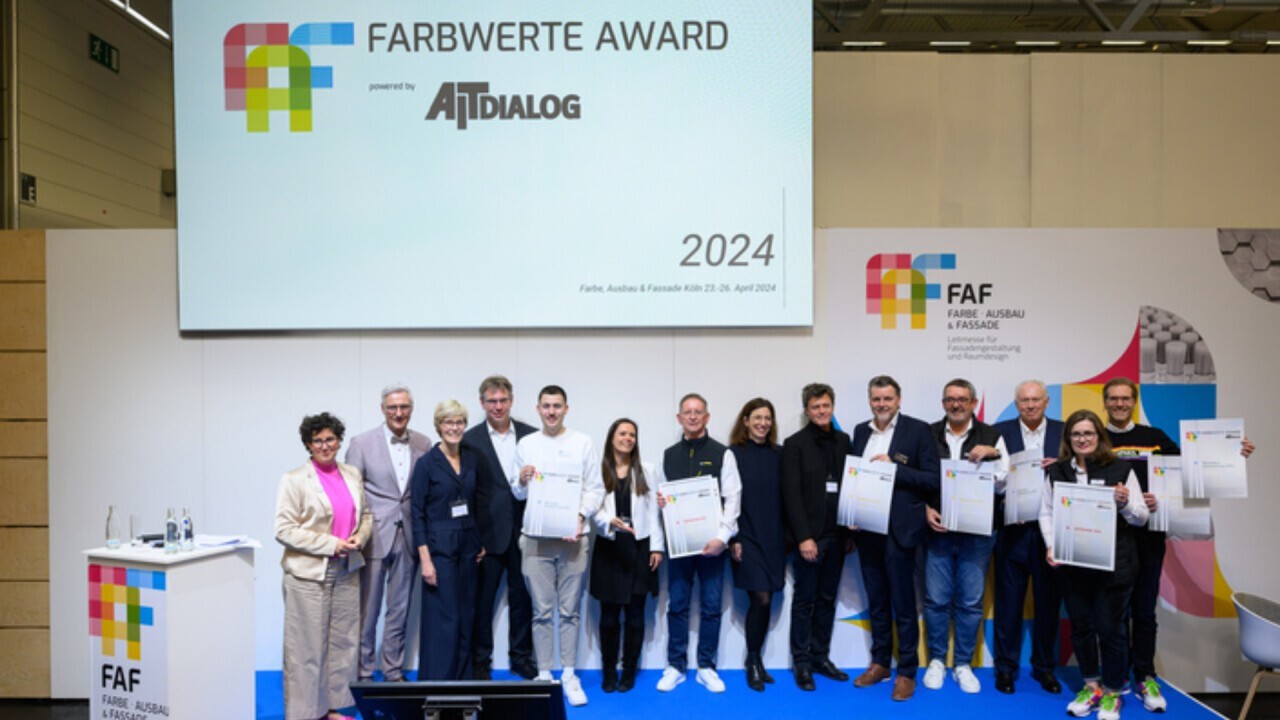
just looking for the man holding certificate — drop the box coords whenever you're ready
[781,383,853,691]
[849,376,940,702]
[922,379,1009,695]
[511,385,603,707]
[1101,377,1254,713]
[1039,410,1148,720]
[656,393,741,694]
[992,379,1064,696]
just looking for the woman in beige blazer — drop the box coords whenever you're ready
[275,413,373,720]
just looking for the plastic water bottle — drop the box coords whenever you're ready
[164,508,179,554]
[105,505,122,550]
[180,508,194,551]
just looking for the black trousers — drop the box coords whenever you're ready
[472,526,534,669]
[992,522,1062,677]
[599,594,647,675]
[856,531,921,678]
[789,533,845,668]
[1062,565,1134,692]
[1129,531,1166,681]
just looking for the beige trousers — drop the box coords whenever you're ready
[519,534,590,672]
[283,561,360,720]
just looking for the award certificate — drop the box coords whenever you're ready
[524,464,582,539]
[660,476,722,558]
[1148,456,1212,538]
[1051,483,1117,572]
[1181,419,1247,498]
[1005,449,1046,526]
[941,460,996,535]
[837,457,896,535]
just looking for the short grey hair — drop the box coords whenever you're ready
[1015,379,1048,398]
[943,378,977,400]
[381,383,413,405]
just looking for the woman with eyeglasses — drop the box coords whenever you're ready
[1039,409,1148,720]
[275,412,373,720]
[589,418,664,693]
[411,400,485,680]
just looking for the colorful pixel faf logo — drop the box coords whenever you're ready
[224,22,355,132]
[88,564,164,661]
[865,253,956,329]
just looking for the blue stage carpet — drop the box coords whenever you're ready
[254,668,1224,720]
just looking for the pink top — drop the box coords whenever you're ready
[314,460,356,545]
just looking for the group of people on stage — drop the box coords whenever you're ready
[272,373,1254,720]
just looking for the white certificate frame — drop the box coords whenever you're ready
[1005,449,1046,526]
[837,457,896,535]
[525,468,582,539]
[1051,483,1117,572]
[940,459,996,535]
[1180,418,1248,499]
[659,476,722,559]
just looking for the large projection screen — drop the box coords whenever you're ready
[173,1,813,330]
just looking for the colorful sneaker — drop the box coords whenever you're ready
[922,659,946,690]
[1138,678,1167,712]
[1068,686,1104,717]
[1098,692,1122,720]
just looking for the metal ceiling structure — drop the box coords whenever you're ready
[815,0,1280,51]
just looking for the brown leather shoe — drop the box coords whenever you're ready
[892,675,916,701]
[853,663,892,688]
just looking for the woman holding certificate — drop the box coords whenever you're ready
[726,398,785,692]
[589,419,664,693]
[410,400,484,680]
[1039,410,1148,720]
[274,412,372,720]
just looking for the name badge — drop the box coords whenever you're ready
[450,500,469,519]
[1089,478,1106,486]
[826,481,839,494]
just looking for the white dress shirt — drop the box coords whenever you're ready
[383,424,412,495]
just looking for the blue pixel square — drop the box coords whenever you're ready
[311,66,333,89]
[151,571,166,591]
[139,606,154,626]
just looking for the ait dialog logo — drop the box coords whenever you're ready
[223,22,355,132]
[865,253,956,329]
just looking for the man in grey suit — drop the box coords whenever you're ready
[345,383,433,682]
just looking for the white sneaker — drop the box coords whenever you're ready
[696,667,726,693]
[535,671,553,682]
[561,671,588,707]
[954,664,981,694]
[656,666,685,692]
[922,659,946,690]
[1138,678,1167,713]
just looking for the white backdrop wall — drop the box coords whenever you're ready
[48,227,1280,698]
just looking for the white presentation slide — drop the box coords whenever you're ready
[173,0,813,330]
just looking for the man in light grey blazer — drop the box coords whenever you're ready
[345,383,433,682]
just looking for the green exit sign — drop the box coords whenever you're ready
[89,33,119,73]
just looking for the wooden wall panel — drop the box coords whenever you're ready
[0,582,50,627]
[0,422,47,458]
[0,460,48,526]
[0,285,46,351]
[0,629,51,697]
[0,231,44,281]
[0,529,49,581]
[0,354,46,420]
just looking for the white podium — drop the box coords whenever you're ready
[84,542,256,720]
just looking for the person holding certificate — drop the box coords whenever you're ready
[992,379,1064,695]
[781,384,853,691]
[726,398,785,692]
[410,400,484,681]
[849,376,941,702]
[589,418,664,693]
[922,379,1008,694]
[511,385,603,707]
[1102,377,1254,713]
[1039,410,1148,720]
[656,393,741,694]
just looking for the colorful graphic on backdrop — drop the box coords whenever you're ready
[865,253,956,329]
[88,564,165,661]
[223,22,356,132]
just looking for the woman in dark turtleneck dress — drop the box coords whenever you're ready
[726,397,785,691]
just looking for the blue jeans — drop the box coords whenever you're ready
[924,531,996,666]
[665,554,725,670]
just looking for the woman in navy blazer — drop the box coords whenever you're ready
[411,400,485,680]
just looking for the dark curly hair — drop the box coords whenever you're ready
[299,412,345,449]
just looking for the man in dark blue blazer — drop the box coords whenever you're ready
[850,375,940,702]
[463,375,538,680]
[991,379,1064,696]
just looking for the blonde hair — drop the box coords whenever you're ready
[433,399,468,430]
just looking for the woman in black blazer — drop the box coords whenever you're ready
[411,400,485,680]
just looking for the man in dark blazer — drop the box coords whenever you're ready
[850,375,940,702]
[345,383,433,682]
[991,379,1064,696]
[462,375,538,680]
[782,383,853,691]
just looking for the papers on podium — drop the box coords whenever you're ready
[1181,418,1247,498]
[525,464,583,539]
[837,456,896,535]
[1005,449,1046,526]
[1052,483,1116,572]
[660,476,722,558]
[1146,456,1212,538]
[940,460,996,535]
